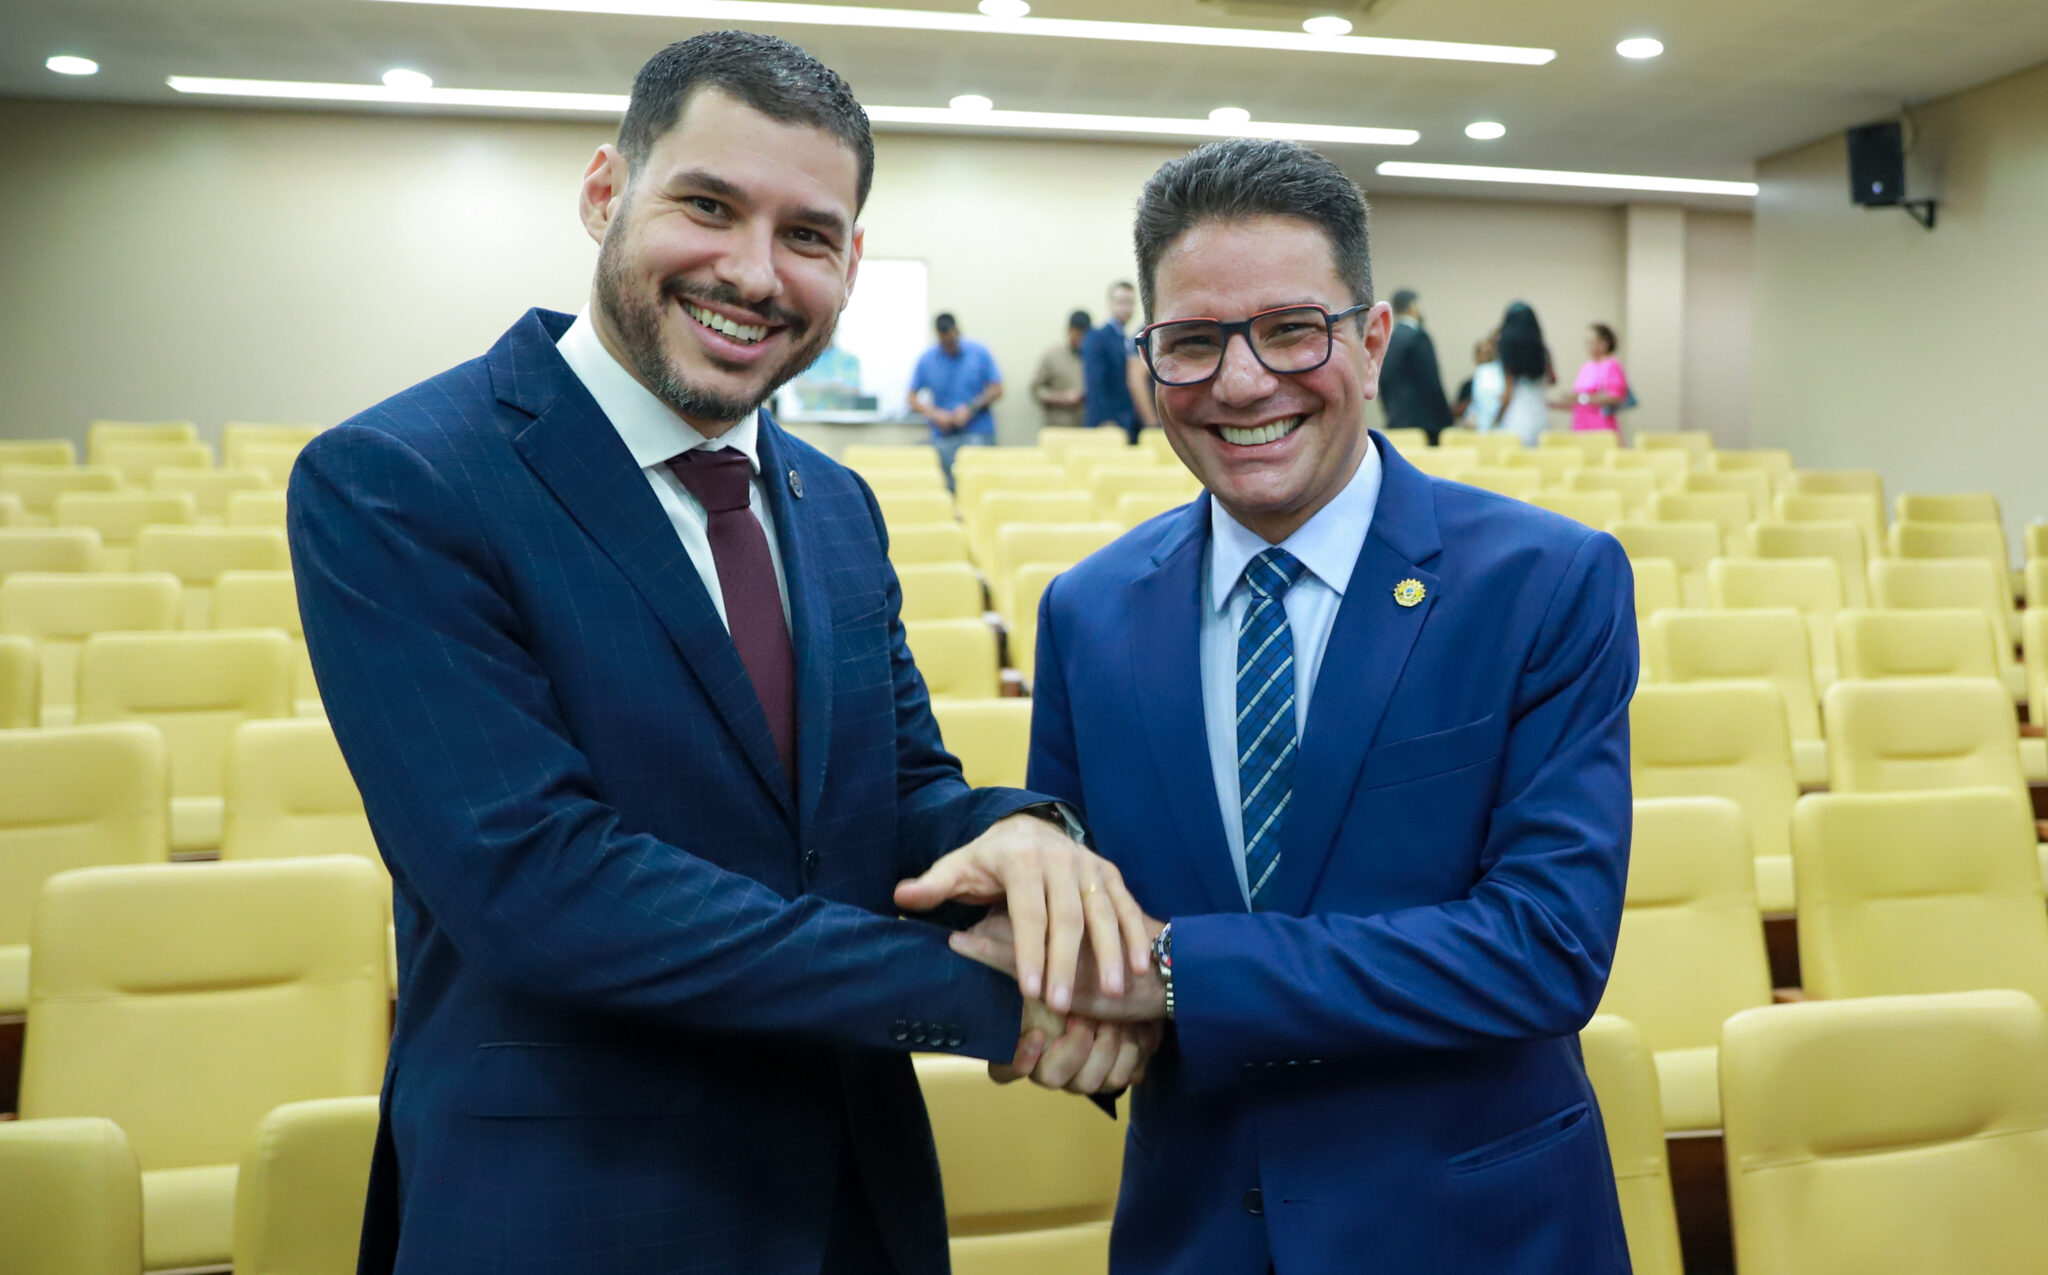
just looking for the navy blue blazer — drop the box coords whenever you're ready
[290,309,1039,1275]
[1029,435,1637,1275]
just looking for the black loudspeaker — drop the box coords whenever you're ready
[1847,121,1906,206]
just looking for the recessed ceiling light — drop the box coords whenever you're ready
[1208,106,1252,125]
[1464,121,1506,140]
[381,68,434,91]
[359,0,1553,65]
[46,55,99,76]
[1302,16,1354,37]
[949,93,994,112]
[1375,160,1755,197]
[1616,37,1664,59]
[977,0,1030,16]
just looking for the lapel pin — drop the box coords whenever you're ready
[788,469,805,499]
[1393,578,1426,608]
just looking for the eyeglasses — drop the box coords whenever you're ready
[1137,302,1372,387]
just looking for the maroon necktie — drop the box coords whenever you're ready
[667,448,796,785]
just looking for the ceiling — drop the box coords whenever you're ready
[6,0,2047,207]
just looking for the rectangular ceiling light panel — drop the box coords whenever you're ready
[1375,161,1758,197]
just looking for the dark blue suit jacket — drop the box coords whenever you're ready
[1081,322,1136,431]
[1029,435,1637,1275]
[290,309,1038,1275]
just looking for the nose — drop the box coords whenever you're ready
[1210,331,1278,407]
[713,220,784,309]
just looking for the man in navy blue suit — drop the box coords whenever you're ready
[291,32,1153,1275]
[953,140,1637,1272]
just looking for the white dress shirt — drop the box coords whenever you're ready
[1199,439,1384,904]
[556,310,791,630]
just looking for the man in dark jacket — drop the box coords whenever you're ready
[1379,288,1454,445]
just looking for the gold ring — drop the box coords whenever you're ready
[1084,881,1100,896]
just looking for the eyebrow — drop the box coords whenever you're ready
[673,167,850,242]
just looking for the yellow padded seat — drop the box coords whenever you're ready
[1380,427,1429,452]
[2027,608,2048,731]
[1635,430,1715,459]
[0,440,77,468]
[1751,520,1870,608]
[0,633,35,729]
[1002,562,1065,678]
[841,443,943,473]
[19,857,388,1272]
[1720,990,2048,1275]
[1651,609,1826,785]
[76,629,295,853]
[930,699,1032,788]
[1,465,123,522]
[0,1116,144,1275]
[1530,489,1623,530]
[1032,428,1103,459]
[1898,492,2000,524]
[87,421,198,463]
[1651,490,1752,556]
[992,523,1120,605]
[1890,521,2013,595]
[1709,448,1794,484]
[0,492,19,526]
[874,489,958,528]
[904,619,1002,699]
[0,723,169,1013]
[221,719,377,865]
[1708,557,1844,686]
[1457,467,1542,499]
[1607,449,1689,492]
[1457,431,1523,464]
[221,424,323,470]
[1064,445,1145,487]
[1503,448,1579,485]
[951,446,1049,473]
[0,572,183,727]
[1629,558,1682,622]
[1405,445,1479,479]
[1577,1016,1685,1275]
[133,525,291,629]
[895,562,986,622]
[1113,490,1188,530]
[233,1096,380,1275]
[1687,469,1775,519]
[968,489,1090,567]
[0,526,103,577]
[887,523,973,566]
[1600,797,1773,1131]
[213,569,319,713]
[152,467,271,521]
[1835,608,2002,682]
[1631,682,1800,912]
[1867,558,2022,698]
[1611,521,1720,607]
[1541,429,1619,460]
[98,442,214,489]
[225,489,290,528]
[1792,789,2048,1006]
[1788,468,1883,501]
[860,467,948,494]
[1774,492,1886,564]
[2025,524,2048,561]
[1822,677,2025,811]
[1087,466,1191,521]
[55,491,197,571]
[236,444,306,489]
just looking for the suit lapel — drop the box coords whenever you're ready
[755,417,834,838]
[1264,434,1442,915]
[494,311,793,819]
[1128,496,1247,916]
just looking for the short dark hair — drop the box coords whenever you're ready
[1391,288,1419,314]
[1068,309,1093,331]
[1134,139,1373,319]
[1590,322,1619,354]
[934,313,958,334]
[619,31,875,211]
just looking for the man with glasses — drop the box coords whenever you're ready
[949,139,1636,1273]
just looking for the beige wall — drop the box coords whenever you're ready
[0,96,1745,452]
[1753,59,2048,545]
[1681,211,1756,446]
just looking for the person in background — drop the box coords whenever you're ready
[1082,281,1141,440]
[1553,322,1629,434]
[1452,330,1495,424]
[909,312,1002,482]
[1471,301,1552,446]
[1377,288,1454,445]
[1032,309,1091,432]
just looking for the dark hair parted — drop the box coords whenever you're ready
[1497,302,1549,384]
[619,31,875,211]
[1590,322,1618,355]
[1133,139,1373,319]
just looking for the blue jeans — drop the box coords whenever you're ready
[933,429,993,488]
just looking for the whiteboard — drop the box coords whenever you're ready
[787,257,928,416]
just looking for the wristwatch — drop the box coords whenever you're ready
[1016,801,1089,847]
[1150,922,1175,1020]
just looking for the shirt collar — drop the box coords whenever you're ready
[1208,433,1383,612]
[556,308,762,474]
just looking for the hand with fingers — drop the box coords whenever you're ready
[951,908,1170,1023]
[992,1010,1162,1095]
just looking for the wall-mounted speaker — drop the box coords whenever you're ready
[1846,121,1906,207]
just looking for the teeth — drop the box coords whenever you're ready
[1219,417,1302,446]
[685,302,769,344]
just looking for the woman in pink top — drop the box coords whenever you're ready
[1558,323,1629,432]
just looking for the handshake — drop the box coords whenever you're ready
[893,812,1170,1097]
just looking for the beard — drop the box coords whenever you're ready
[594,214,837,427]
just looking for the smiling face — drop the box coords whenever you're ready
[1150,215,1391,544]
[580,87,864,434]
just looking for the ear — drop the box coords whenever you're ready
[1357,300,1396,399]
[841,224,865,303]
[579,144,628,246]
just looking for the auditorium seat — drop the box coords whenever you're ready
[1707,448,1794,494]
[0,526,101,578]
[235,444,306,489]
[915,1053,1120,1275]
[1868,558,2023,699]
[930,699,1032,788]
[1541,429,1619,461]
[99,442,214,490]
[1032,428,1101,460]
[0,440,77,469]
[1087,465,1191,521]
[860,467,949,495]
[54,490,197,571]
[1635,430,1715,460]
[1751,520,1870,607]
[993,522,1120,609]
[133,525,292,629]
[1,465,122,526]
[896,562,986,623]
[153,467,271,524]
[2026,524,2048,563]
[220,719,377,864]
[873,489,958,529]
[963,484,1084,565]
[904,619,1003,699]
[1113,489,1187,529]
[1720,990,2048,1275]
[1607,449,1689,493]
[0,572,183,727]
[1709,558,1845,686]
[76,629,295,853]
[213,570,320,714]
[1497,447,1575,486]
[1380,427,1429,453]
[1897,492,2001,525]
[1404,445,1478,479]
[221,424,323,471]
[1787,468,1883,503]
[1821,677,2026,802]
[232,1096,379,1275]
[1530,489,1624,530]
[1651,609,1826,785]
[1577,1016,1686,1275]
[224,489,289,528]
[1652,490,1753,557]
[18,857,389,1273]
[0,724,168,1014]
[1891,521,2021,603]
[1002,562,1065,676]
[0,492,20,527]
[2026,609,2048,733]
[887,523,973,566]
[1598,797,1772,1131]
[952,447,1049,475]
[1687,469,1774,520]
[0,634,35,728]
[86,421,198,464]
[1774,492,1886,565]
[0,1117,143,1275]
[1793,789,2048,1005]
[1611,522,1720,607]
[1631,682,1800,912]
[1063,444,1144,488]
[1566,468,1656,517]
[1834,608,2003,682]
[1457,466,1542,499]
[958,470,1073,543]
[841,443,943,474]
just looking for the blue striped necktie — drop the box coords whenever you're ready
[1237,547,1308,910]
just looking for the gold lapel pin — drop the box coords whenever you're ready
[1393,578,1426,608]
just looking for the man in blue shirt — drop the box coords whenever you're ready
[908,312,1002,482]
[1081,281,1142,440]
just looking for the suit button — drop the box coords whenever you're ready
[892,1020,910,1043]
[1243,1188,1264,1216]
[804,850,821,877]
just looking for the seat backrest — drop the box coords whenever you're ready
[1629,557,1682,620]
[0,1117,143,1275]
[2026,523,2048,562]
[0,723,168,948]
[1788,468,1883,501]
[903,619,1002,699]
[1600,797,1772,1051]
[0,492,19,527]
[1608,449,1690,491]
[1835,608,2002,681]
[1821,676,2024,799]
[1688,469,1774,519]
[221,719,377,865]
[221,424,323,470]
[152,467,272,516]
[1776,490,1885,541]
[1866,557,2015,661]
[1504,448,1579,486]
[916,1052,1122,1229]
[1652,609,1821,740]
[1898,492,2001,524]
[136,527,293,628]
[55,492,198,561]
[993,521,1120,586]
[0,466,122,517]
[873,489,957,528]
[1087,466,1190,520]
[895,562,985,622]
[1064,445,1144,486]
[1635,431,1715,458]
[886,522,972,566]
[0,440,77,468]
[952,446,1048,473]
[0,573,183,720]
[20,857,390,1171]
[1721,990,2048,1275]
[1891,521,2014,586]
[1652,490,1751,553]
[1114,489,1188,529]
[87,421,197,463]
[1542,429,1619,460]
[76,630,295,799]
[969,489,1091,565]
[0,527,102,578]
[841,443,943,474]
[1750,521,1869,607]
[1405,445,1479,479]
[1793,789,2048,1006]
[233,1096,380,1275]
[1033,428,1102,460]
[99,442,214,488]
[225,490,290,528]
[2025,608,2048,729]
[1612,522,1722,606]
[213,570,313,705]
[1530,490,1624,530]
[1708,556,1844,616]
[1578,1016,1686,1275]
[1630,682,1797,860]
[1003,563,1066,675]
[1710,448,1794,478]
[1456,467,1542,499]
[930,699,1033,788]
[860,467,947,495]
[956,467,1070,525]
[0,633,35,728]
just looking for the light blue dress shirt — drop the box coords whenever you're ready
[1199,439,1384,904]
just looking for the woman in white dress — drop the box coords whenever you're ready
[1467,302,1553,445]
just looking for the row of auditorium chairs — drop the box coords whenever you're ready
[0,524,291,603]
